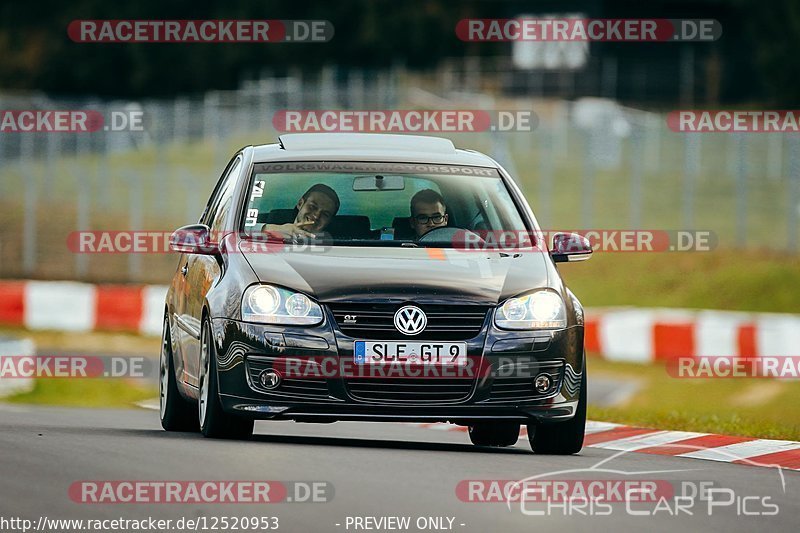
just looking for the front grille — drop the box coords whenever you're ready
[328,303,489,340]
[486,361,564,402]
[246,356,330,399]
[345,377,475,403]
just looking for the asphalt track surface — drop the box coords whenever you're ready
[0,403,798,533]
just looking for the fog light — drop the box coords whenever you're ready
[534,374,552,393]
[259,370,281,390]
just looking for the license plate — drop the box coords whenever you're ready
[354,341,467,365]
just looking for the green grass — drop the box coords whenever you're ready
[588,357,800,440]
[560,249,800,312]
[6,379,157,408]
[0,328,159,408]
[0,326,160,353]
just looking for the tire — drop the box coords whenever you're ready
[468,422,520,447]
[199,318,254,439]
[528,358,587,455]
[159,316,199,432]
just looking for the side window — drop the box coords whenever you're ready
[206,157,243,238]
[200,156,240,225]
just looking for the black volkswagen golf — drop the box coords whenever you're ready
[160,133,593,454]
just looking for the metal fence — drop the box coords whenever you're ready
[0,61,798,284]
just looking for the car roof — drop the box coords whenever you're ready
[250,133,500,167]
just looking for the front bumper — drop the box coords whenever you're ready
[210,312,584,424]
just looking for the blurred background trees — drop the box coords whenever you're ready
[0,0,796,106]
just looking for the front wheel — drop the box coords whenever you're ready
[528,359,586,454]
[198,319,254,439]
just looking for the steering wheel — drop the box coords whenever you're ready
[418,226,485,248]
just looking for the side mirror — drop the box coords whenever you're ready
[550,232,592,263]
[169,224,218,255]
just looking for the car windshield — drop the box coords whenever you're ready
[241,161,532,247]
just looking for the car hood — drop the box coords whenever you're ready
[239,245,551,306]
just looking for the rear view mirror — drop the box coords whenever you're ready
[169,224,218,255]
[550,232,592,263]
[353,175,405,191]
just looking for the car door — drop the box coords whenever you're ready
[174,154,241,387]
[172,216,217,387]
[180,155,244,388]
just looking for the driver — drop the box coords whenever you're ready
[409,189,448,238]
[261,184,340,240]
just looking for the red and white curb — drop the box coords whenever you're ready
[585,307,800,362]
[409,421,800,472]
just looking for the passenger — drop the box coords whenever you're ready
[261,184,340,240]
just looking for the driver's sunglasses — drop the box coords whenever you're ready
[413,213,445,224]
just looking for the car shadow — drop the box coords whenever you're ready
[247,431,531,454]
[14,410,533,454]
[39,424,531,454]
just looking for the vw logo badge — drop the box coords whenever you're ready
[394,306,427,336]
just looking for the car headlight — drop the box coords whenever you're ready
[242,285,323,325]
[494,291,567,329]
